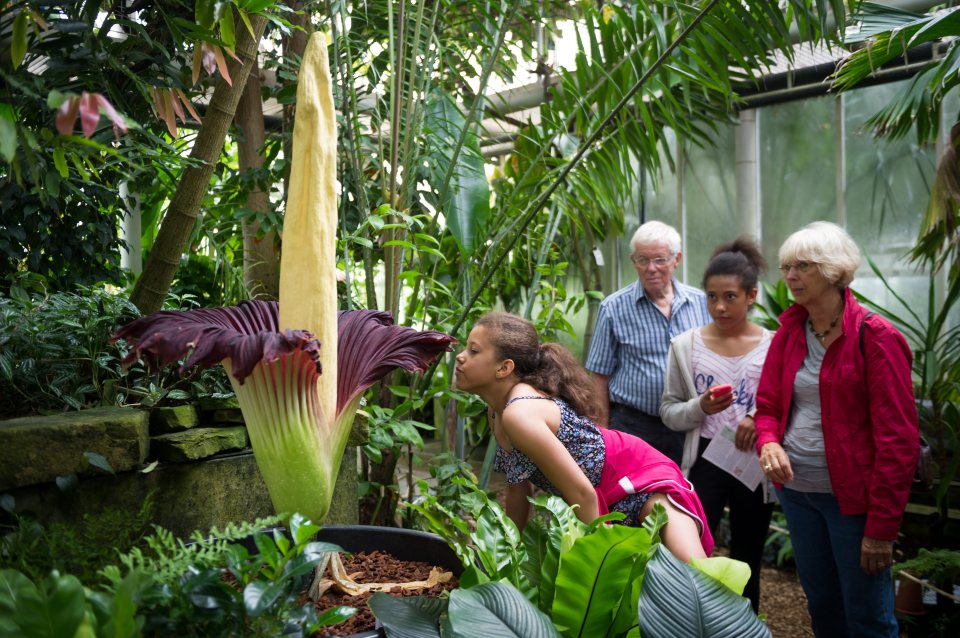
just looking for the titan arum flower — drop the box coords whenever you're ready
[114,33,455,523]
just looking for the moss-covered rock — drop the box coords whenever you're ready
[151,427,249,462]
[327,446,359,524]
[150,405,199,434]
[347,413,369,447]
[207,409,245,425]
[198,396,240,411]
[0,407,149,490]
[197,396,244,425]
[9,452,276,538]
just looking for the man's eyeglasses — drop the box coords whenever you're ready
[630,255,673,268]
[779,261,816,275]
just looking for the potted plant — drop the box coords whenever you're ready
[895,548,960,608]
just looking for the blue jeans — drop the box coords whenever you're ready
[777,487,897,638]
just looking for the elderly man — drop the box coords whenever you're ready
[585,221,710,465]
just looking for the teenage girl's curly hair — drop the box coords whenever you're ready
[476,312,602,422]
[701,235,767,290]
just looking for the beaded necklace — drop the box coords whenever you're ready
[809,310,842,342]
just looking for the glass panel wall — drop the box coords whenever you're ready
[683,124,737,283]
[594,76,950,336]
[633,130,681,285]
[759,95,838,270]
[844,83,937,314]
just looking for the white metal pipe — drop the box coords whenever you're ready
[118,181,142,276]
[735,109,760,238]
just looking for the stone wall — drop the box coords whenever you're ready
[0,403,361,537]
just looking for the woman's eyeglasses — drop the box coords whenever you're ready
[779,261,815,274]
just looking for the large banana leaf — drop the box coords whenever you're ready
[550,524,652,638]
[442,582,560,638]
[637,545,770,638]
[422,91,491,257]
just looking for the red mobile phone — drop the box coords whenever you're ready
[710,384,733,399]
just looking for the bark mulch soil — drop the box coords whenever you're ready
[759,564,813,637]
[311,550,458,637]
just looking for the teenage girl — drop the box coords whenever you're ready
[454,312,713,561]
[660,236,774,611]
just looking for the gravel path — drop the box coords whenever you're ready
[760,565,813,637]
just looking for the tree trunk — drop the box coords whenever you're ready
[282,2,310,199]
[236,56,279,300]
[130,15,268,314]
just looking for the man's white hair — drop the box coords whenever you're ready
[630,221,681,255]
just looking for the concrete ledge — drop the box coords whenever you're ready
[0,407,148,490]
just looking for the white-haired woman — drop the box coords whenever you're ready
[754,221,919,638]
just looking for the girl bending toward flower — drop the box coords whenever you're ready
[454,312,713,561]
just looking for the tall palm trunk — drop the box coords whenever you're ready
[236,56,279,300]
[130,15,268,314]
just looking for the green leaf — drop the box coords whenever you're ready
[288,512,320,547]
[280,554,322,580]
[52,148,68,178]
[444,582,560,638]
[243,579,286,617]
[195,0,215,28]
[254,532,280,571]
[0,569,37,612]
[4,571,87,638]
[315,604,357,627]
[237,8,255,38]
[237,0,276,12]
[219,4,236,50]
[551,524,652,638]
[46,91,68,110]
[140,460,159,474]
[638,545,769,637]
[527,495,584,611]
[11,11,27,69]
[368,592,444,638]
[520,517,550,593]
[423,91,490,257]
[0,105,16,163]
[689,555,751,596]
[82,451,115,475]
[108,570,152,638]
[55,474,79,492]
[470,502,525,587]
